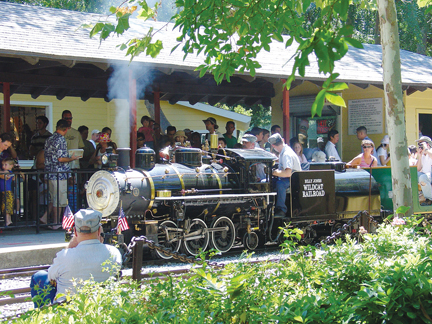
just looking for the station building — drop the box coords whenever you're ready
[1,1,432,166]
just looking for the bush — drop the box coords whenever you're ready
[11,217,432,323]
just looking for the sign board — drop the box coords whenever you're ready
[348,98,383,135]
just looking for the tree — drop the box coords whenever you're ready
[90,0,420,210]
[377,0,413,211]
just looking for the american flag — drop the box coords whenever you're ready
[62,205,74,230]
[117,207,129,233]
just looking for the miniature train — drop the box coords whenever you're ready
[85,144,387,259]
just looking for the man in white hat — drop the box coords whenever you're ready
[416,136,432,205]
[89,129,100,149]
[241,134,266,181]
[269,133,301,217]
[30,209,122,307]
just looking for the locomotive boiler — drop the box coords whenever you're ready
[86,146,382,258]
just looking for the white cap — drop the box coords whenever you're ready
[91,129,100,135]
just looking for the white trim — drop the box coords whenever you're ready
[0,100,53,133]
[177,101,251,124]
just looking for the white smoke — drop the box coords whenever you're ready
[107,63,155,148]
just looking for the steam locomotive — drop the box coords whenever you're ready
[85,141,382,259]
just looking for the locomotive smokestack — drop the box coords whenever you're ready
[117,148,131,169]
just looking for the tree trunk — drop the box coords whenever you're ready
[377,0,413,212]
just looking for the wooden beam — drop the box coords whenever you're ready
[9,84,20,95]
[238,75,256,82]
[168,94,185,105]
[208,95,224,106]
[31,86,47,99]
[55,89,69,100]
[261,97,271,107]
[188,95,205,105]
[406,87,418,96]
[91,62,110,71]
[60,60,76,68]
[7,60,64,73]
[80,90,98,102]
[225,96,241,107]
[155,82,275,97]
[244,97,260,106]
[0,72,108,90]
[22,56,39,65]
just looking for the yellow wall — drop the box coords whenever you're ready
[340,85,387,161]
[406,89,432,145]
[1,94,249,146]
[159,102,250,133]
[1,93,109,132]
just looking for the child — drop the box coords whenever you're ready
[0,158,15,226]
[137,116,154,149]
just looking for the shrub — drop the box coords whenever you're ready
[11,217,432,323]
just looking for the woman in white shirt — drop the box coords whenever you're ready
[376,135,390,166]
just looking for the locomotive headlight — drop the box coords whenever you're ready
[101,154,109,165]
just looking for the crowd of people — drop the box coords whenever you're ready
[2,111,431,227]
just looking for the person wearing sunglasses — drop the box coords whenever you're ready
[347,139,377,168]
[376,135,390,166]
[416,136,432,205]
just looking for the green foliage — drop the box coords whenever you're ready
[216,103,272,129]
[86,0,363,116]
[5,0,118,14]
[13,219,432,323]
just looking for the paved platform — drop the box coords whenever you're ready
[0,227,68,269]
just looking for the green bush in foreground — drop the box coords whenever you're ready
[11,216,432,323]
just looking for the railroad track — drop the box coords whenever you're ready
[0,243,281,311]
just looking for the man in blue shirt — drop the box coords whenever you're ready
[356,126,378,159]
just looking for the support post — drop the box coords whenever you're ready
[132,238,144,282]
[2,82,11,133]
[282,82,290,141]
[129,71,137,168]
[154,91,161,125]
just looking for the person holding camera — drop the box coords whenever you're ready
[30,209,122,307]
[416,136,432,205]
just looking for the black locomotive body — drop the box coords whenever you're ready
[86,147,381,257]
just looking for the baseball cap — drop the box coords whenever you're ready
[317,137,324,143]
[268,133,283,145]
[74,209,102,233]
[91,129,100,135]
[241,134,257,143]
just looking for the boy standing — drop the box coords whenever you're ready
[1,158,15,226]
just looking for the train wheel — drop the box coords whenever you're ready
[300,226,317,245]
[154,220,181,260]
[183,218,209,256]
[210,216,236,253]
[243,232,259,251]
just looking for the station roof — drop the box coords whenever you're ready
[0,2,431,105]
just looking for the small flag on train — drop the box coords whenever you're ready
[62,205,74,230]
[117,207,129,234]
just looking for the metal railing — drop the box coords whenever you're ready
[0,169,97,233]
